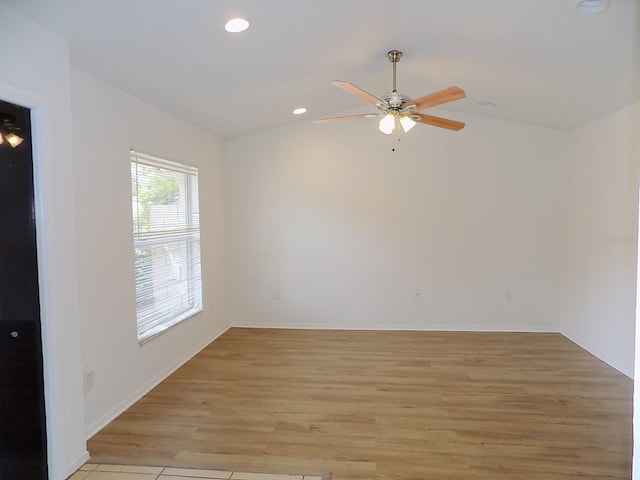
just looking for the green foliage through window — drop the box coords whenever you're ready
[132,165,181,234]
[149,175,180,204]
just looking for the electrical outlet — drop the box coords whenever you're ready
[414,289,422,300]
[272,288,281,300]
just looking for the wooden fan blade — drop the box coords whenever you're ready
[409,86,466,112]
[414,113,465,131]
[313,113,379,123]
[331,81,384,106]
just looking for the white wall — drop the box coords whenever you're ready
[561,103,640,378]
[2,5,636,473]
[0,5,88,479]
[70,69,229,437]
[225,112,568,332]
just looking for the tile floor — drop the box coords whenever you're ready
[69,464,328,480]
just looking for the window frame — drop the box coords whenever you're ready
[130,150,202,344]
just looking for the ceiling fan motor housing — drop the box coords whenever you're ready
[378,92,411,111]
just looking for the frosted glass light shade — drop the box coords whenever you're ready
[399,115,416,133]
[378,113,395,135]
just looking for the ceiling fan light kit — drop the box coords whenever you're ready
[314,50,466,135]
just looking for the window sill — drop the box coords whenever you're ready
[137,306,202,346]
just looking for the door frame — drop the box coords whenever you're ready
[0,82,89,479]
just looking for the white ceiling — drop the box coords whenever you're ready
[3,0,639,138]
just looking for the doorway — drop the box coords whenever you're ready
[0,99,48,478]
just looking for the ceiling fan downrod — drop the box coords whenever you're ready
[387,50,402,92]
[381,50,410,114]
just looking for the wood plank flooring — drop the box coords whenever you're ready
[87,328,633,480]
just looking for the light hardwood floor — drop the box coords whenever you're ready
[88,328,633,480]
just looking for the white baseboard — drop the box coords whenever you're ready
[65,450,91,478]
[560,329,633,378]
[85,324,231,439]
[230,322,558,333]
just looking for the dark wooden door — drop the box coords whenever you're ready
[0,99,48,479]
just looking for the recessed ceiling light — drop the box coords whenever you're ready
[225,18,249,33]
[292,107,307,115]
[575,0,610,13]
[477,101,496,108]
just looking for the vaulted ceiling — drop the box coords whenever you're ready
[3,0,638,138]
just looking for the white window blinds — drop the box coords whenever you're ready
[130,150,202,343]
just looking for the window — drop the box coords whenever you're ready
[130,150,202,343]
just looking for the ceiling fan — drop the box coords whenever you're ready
[314,50,466,134]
